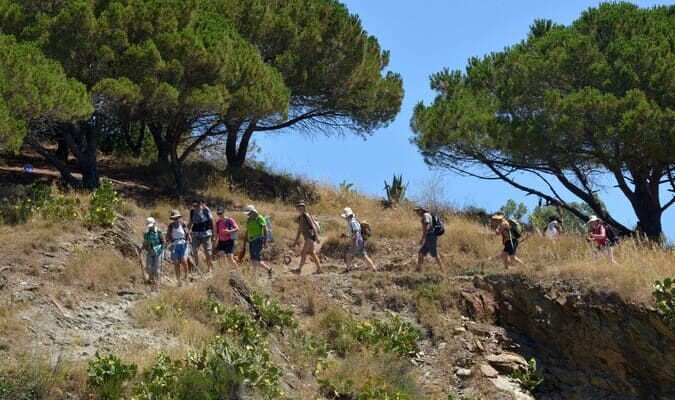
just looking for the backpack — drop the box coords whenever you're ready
[431,213,445,236]
[312,216,321,233]
[360,219,371,240]
[507,219,523,239]
[602,223,620,245]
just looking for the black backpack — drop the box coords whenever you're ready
[431,214,445,236]
[603,223,620,245]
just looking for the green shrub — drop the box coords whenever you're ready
[42,194,80,222]
[87,178,121,227]
[251,291,298,330]
[87,353,137,400]
[653,278,675,327]
[353,314,422,356]
[511,358,544,392]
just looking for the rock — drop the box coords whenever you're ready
[480,364,499,378]
[490,375,535,400]
[486,352,528,374]
[453,326,466,334]
[438,342,447,350]
[456,368,472,377]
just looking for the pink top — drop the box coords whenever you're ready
[591,224,608,246]
[216,217,238,241]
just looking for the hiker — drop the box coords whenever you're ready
[291,201,321,274]
[586,215,617,263]
[545,216,563,239]
[213,206,239,268]
[491,213,526,269]
[188,198,215,274]
[166,209,191,286]
[413,207,445,273]
[243,204,273,277]
[340,207,376,272]
[141,217,165,292]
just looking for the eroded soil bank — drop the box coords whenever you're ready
[464,275,675,400]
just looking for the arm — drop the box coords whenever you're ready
[294,218,302,245]
[420,222,430,244]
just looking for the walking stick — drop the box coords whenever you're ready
[137,247,149,284]
[236,240,247,264]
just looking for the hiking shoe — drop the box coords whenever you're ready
[312,269,322,275]
[267,268,273,279]
[290,268,301,275]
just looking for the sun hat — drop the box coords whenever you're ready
[216,206,225,215]
[412,206,428,212]
[244,204,258,215]
[169,209,181,219]
[146,217,156,227]
[295,201,306,208]
[587,215,600,224]
[340,207,354,218]
[490,214,505,220]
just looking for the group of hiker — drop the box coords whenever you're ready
[140,198,618,291]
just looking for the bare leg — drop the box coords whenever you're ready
[362,255,377,271]
[345,252,354,271]
[509,255,526,267]
[500,252,510,269]
[434,254,445,273]
[416,253,425,271]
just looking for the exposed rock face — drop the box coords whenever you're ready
[474,275,675,400]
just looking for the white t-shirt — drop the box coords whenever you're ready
[545,221,559,238]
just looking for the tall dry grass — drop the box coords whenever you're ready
[60,249,139,292]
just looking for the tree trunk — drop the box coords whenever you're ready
[55,135,69,163]
[170,147,187,195]
[149,123,170,169]
[79,152,100,190]
[225,121,255,168]
[632,181,664,242]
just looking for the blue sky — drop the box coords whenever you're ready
[255,0,674,240]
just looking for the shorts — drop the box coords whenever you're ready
[347,238,367,257]
[216,239,235,254]
[503,239,519,256]
[146,252,162,275]
[191,234,213,256]
[249,237,264,261]
[171,242,188,261]
[419,234,438,257]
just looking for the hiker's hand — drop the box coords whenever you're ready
[315,237,321,244]
[340,233,347,239]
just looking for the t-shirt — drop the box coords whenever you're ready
[216,217,238,241]
[168,220,187,242]
[298,212,315,239]
[421,212,433,235]
[545,221,559,238]
[592,225,608,246]
[190,206,213,233]
[348,219,362,240]
[246,214,267,241]
[144,229,164,254]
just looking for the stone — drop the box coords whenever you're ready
[480,363,499,378]
[486,352,529,374]
[453,326,466,334]
[456,368,472,377]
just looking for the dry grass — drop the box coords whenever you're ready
[59,248,139,292]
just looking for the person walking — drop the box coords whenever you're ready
[243,204,273,277]
[141,217,165,292]
[586,215,617,263]
[166,209,190,286]
[545,216,563,239]
[188,198,215,274]
[291,201,322,274]
[491,213,526,269]
[340,207,376,272]
[413,207,445,273]
[213,206,239,268]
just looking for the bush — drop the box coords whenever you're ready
[87,178,121,227]
[511,358,544,392]
[87,353,137,400]
[653,277,675,327]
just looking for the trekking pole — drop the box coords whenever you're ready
[137,246,149,284]
[236,240,247,264]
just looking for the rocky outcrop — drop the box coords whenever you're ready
[472,275,675,400]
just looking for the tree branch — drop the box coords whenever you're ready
[24,136,81,187]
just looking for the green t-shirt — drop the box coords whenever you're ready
[246,214,266,241]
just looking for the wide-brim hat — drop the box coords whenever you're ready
[146,217,156,227]
[587,215,600,224]
[295,201,306,208]
[244,204,258,215]
[490,214,505,220]
[412,206,428,212]
[169,209,181,219]
[340,207,354,218]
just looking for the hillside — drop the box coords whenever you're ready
[0,159,674,400]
